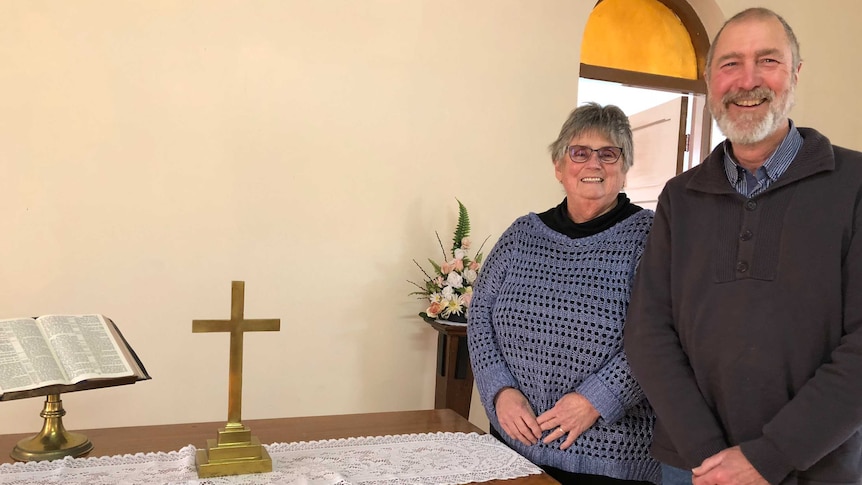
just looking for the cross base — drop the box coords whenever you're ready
[194,426,272,478]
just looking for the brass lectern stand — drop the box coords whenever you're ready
[2,316,150,462]
[11,393,93,461]
[192,281,280,478]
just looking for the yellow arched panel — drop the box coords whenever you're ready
[582,0,697,80]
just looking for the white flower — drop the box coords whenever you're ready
[442,298,464,317]
[409,201,488,322]
[463,268,478,284]
[446,271,464,289]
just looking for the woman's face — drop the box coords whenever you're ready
[554,130,626,219]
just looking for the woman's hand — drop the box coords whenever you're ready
[494,387,542,446]
[536,392,600,450]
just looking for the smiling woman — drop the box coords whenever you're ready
[550,103,634,223]
[467,103,659,485]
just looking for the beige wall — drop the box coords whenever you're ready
[1,0,860,436]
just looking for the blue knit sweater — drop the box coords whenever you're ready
[468,210,659,483]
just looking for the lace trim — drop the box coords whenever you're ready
[0,431,542,484]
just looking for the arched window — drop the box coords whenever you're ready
[580,0,709,93]
[578,0,716,209]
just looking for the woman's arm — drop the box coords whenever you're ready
[467,223,522,428]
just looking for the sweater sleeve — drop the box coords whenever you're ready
[467,223,521,424]
[624,188,729,466]
[739,182,862,483]
[576,349,644,424]
[576,224,651,424]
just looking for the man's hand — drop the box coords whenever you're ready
[692,446,769,485]
[536,392,600,450]
[494,387,542,446]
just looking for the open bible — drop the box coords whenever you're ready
[0,314,150,401]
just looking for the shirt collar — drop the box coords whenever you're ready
[722,119,802,182]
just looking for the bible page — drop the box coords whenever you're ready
[0,318,68,394]
[38,314,133,383]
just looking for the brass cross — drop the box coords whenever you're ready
[193,281,280,429]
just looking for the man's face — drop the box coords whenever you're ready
[707,16,799,145]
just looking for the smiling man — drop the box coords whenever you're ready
[624,7,862,485]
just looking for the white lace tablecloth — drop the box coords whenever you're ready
[0,432,542,485]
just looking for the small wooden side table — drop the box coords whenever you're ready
[423,317,474,419]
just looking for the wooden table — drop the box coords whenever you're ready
[0,409,556,484]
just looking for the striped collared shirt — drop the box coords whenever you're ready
[722,119,803,198]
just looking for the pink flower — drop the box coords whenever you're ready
[441,261,454,275]
[469,261,480,271]
[427,301,444,318]
[461,237,472,249]
[453,259,464,271]
[461,292,473,307]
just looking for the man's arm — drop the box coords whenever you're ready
[737,188,862,482]
[624,187,729,466]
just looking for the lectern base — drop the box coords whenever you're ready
[12,432,93,462]
[10,394,94,462]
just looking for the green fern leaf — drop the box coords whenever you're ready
[452,199,471,254]
[428,258,443,275]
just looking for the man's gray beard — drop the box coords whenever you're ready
[715,108,778,145]
[712,84,795,145]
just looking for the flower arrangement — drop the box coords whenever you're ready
[409,200,489,323]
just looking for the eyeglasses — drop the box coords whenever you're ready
[567,145,623,164]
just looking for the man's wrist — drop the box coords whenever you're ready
[740,439,793,484]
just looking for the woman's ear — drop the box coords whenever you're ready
[554,160,564,183]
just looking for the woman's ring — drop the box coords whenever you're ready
[558,427,566,434]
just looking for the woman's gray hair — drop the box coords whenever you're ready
[548,102,634,172]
